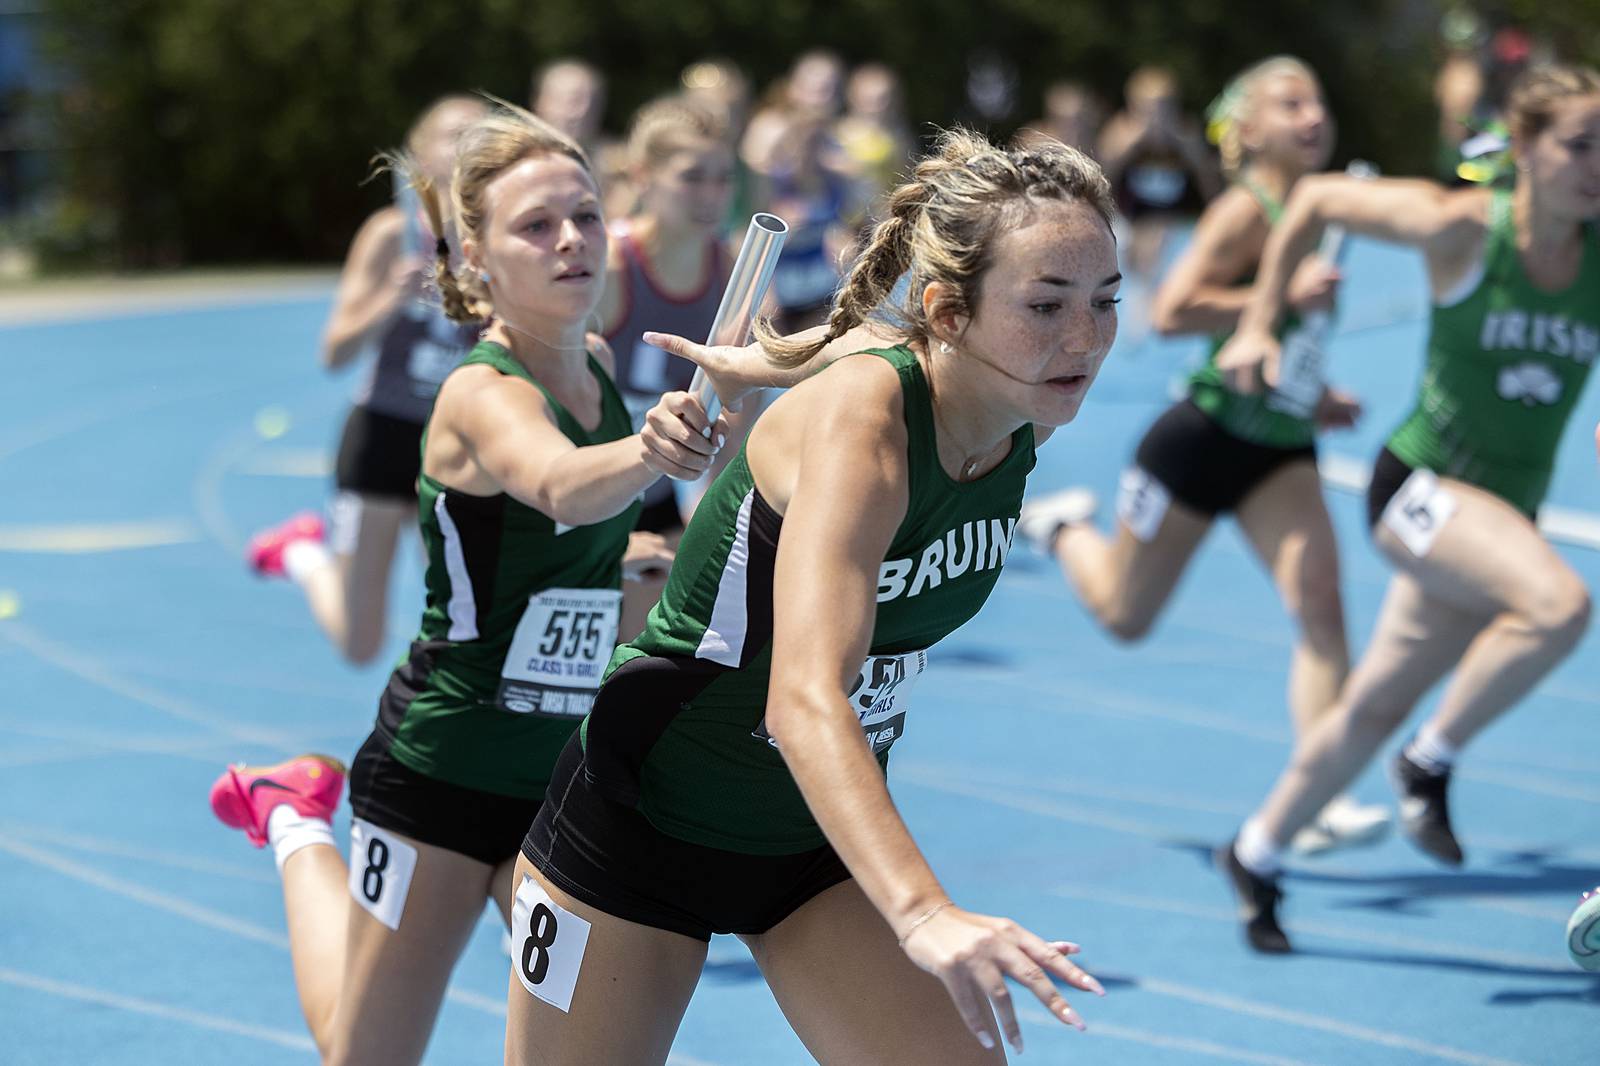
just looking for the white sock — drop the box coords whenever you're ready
[1405,726,1458,774]
[267,804,336,873]
[1235,818,1283,878]
[283,538,334,585]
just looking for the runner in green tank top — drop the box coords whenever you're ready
[506,130,1114,1066]
[1215,65,1600,955]
[1017,58,1386,854]
[207,102,739,1063]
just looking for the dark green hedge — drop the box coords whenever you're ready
[39,0,1441,266]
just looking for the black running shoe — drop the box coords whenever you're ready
[1215,839,1291,954]
[1390,748,1465,866]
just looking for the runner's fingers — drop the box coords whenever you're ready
[942,974,1001,1053]
[975,959,1023,1053]
[643,438,712,479]
[662,391,713,438]
[645,407,716,459]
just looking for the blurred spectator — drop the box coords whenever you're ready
[1016,81,1103,155]
[741,50,846,174]
[1100,65,1221,279]
[681,57,760,230]
[531,58,626,200]
[755,112,859,332]
[834,63,914,208]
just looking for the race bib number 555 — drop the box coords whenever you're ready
[498,588,621,718]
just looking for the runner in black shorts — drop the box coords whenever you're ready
[208,101,735,1065]
[1018,57,1388,855]
[246,95,486,665]
[504,128,1112,1066]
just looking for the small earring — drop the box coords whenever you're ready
[939,341,952,355]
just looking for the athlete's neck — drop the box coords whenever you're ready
[486,317,590,378]
[1513,180,1587,262]
[1237,161,1305,207]
[919,344,1022,481]
[629,214,716,290]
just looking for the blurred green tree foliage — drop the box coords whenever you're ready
[39,0,1444,266]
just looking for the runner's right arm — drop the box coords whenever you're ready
[320,208,420,370]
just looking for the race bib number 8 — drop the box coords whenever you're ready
[754,648,928,754]
[348,819,418,931]
[1116,466,1171,544]
[511,875,591,1013]
[498,588,621,718]
[1382,469,1458,559]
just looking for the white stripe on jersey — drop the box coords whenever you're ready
[433,495,479,641]
[695,489,755,667]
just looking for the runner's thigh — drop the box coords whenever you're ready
[745,880,1006,1066]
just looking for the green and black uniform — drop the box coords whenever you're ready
[524,346,1036,939]
[1368,189,1600,525]
[352,341,640,864]
[1132,183,1321,516]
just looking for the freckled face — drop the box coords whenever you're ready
[955,199,1121,427]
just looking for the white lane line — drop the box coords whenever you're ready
[0,822,278,885]
[901,759,1252,818]
[1019,1007,1311,1066]
[444,986,505,1016]
[235,448,332,478]
[5,833,514,1038]
[0,381,237,468]
[0,620,301,753]
[896,765,1182,842]
[1129,974,1528,1066]
[968,671,1290,744]
[0,834,288,948]
[899,767,1587,927]
[0,518,201,553]
[1049,882,1574,975]
[0,719,243,769]
[1455,765,1600,805]
[0,966,315,1054]
[944,671,1600,805]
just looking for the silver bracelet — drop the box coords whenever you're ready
[897,900,954,947]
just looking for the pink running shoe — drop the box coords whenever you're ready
[246,512,325,578]
[209,754,347,847]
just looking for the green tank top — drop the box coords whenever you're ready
[1186,183,1316,448]
[584,345,1037,854]
[1388,190,1600,515]
[377,341,641,798]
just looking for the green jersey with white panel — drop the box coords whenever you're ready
[376,341,640,798]
[582,345,1036,854]
[1388,189,1600,515]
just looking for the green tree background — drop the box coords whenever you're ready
[28,0,1543,267]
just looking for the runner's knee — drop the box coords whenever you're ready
[1520,575,1591,650]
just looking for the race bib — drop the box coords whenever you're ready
[348,819,418,932]
[497,588,622,717]
[1382,469,1458,558]
[511,875,591,1013]
[754,648,928,754]
[1266,327,1326,419]
[1116,466,1171,544]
